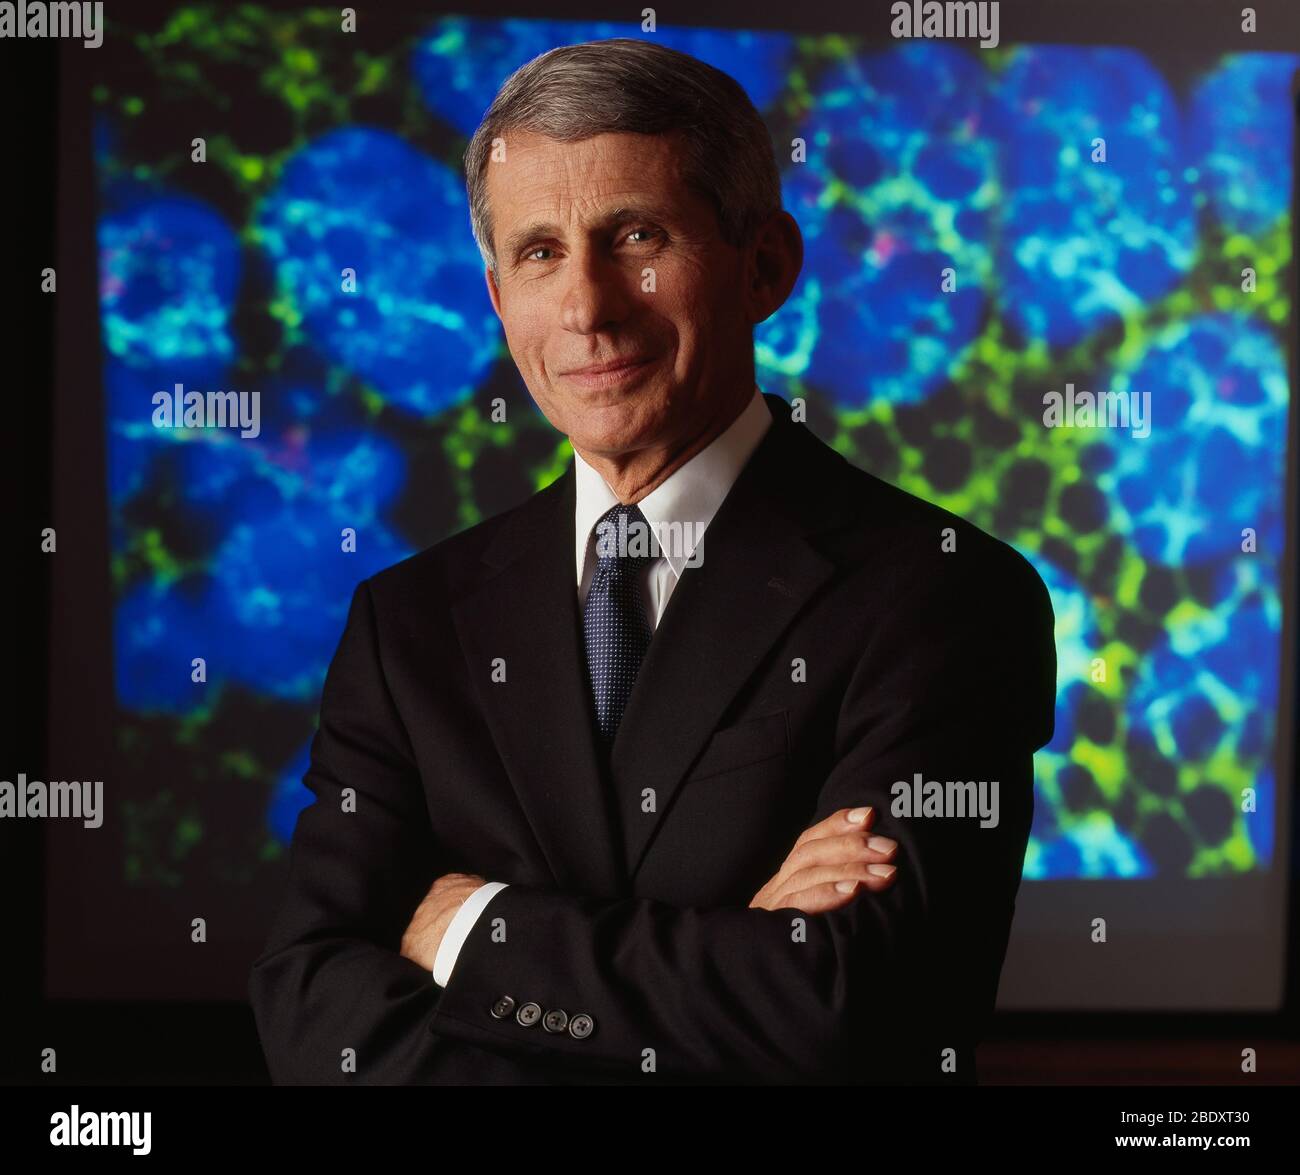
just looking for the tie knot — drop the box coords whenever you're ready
[592,503,658,573]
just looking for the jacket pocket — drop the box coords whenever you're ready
[686,709,789,782]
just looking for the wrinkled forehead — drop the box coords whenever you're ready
[484,129,703,244]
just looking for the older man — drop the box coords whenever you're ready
[249,37,1056,1086]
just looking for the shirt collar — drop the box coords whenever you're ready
[573,386,773,584]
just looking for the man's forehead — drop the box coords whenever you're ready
[486,129,702,253]
[488,129,684,197]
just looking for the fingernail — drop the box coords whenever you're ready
[835,880,857,893]
[847,807,871,824]
[868,836,895,852]
[867,864,895,878]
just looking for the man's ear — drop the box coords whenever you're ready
[746,210,803,326]
[484,264,503,319]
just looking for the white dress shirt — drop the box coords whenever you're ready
[431,386,773,986]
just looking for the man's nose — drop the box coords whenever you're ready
[559,246,635,334]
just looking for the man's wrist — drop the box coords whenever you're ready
[432,880,509,987]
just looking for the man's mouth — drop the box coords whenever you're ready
[561,354,660,389]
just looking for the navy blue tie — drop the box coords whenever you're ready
[583,503,657,746]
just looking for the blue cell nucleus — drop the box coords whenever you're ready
[114,492,413,712]
[1095,313,1288,565]
[257,127,500,417]
[99,194,242,375]
[1127,589,1281,822]
[105,360,177,506]
[412,17,793,136]
[207,502,412,701]
[783,42,995,406]
[1190,52,1300,235]
[986,46,1195,348]
[1027,816,1154,880]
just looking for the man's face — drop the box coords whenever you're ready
[482,130,756,460]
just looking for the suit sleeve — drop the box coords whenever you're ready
[427,543,1057,1083]
[248,578,447,1084]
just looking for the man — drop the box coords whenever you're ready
[249,38,1056,1086]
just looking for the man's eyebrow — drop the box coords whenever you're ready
[500,204,672,260]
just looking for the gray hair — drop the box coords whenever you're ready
[463,37,782,278]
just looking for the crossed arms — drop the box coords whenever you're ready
[249,550,1054,1084]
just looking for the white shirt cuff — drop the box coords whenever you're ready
[431,881,508,987]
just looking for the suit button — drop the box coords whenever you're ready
[568,1013,594,1040]
[542,1009,569,1034]
[489,995,516,1020]
[515,1001,542,1027]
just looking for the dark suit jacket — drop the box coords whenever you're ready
[248,391,1056,1085]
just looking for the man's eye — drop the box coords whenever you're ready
[523,230,660,263]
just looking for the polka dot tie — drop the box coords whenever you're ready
[583,502,657,747]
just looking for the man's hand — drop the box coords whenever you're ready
[749,806,898,913]
[399,872,487,972]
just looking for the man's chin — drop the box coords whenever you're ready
[564,400,662,449]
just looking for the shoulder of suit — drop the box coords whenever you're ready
[361,474,564,607]
[809,445,1047,604]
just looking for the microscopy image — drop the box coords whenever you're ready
[92,7,1293,887]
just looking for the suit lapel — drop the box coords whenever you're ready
[610,396,850,879]
[450,466,627,899]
